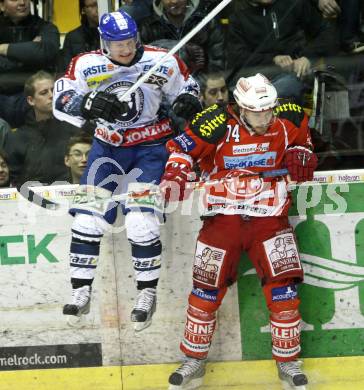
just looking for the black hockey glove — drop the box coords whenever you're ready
[81,120,97,136]
[81,91,128,122]
[172,93,202,122]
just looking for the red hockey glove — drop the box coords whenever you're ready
[160,157,196,202]
[284,146,318,182]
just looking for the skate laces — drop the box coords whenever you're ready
[71,286,90,307]
[278,360,304,377]
[134,288,156,312]
[175,357,204,377]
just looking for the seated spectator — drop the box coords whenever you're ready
[0,0,60,94]
[139,0,225,78]
[120,0,153,23]
[64,133,92,184]
[226,0,338,103]
[200,71,229,108]
[0,149,10,187]
[59,0,100,72]
[4,71,79,187]
[0,117,10,148]
[311,0,364,54]
[0,92,29,127]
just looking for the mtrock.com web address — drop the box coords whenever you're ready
[0,353,67,368]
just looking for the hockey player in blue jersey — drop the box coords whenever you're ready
[53,9,201,331]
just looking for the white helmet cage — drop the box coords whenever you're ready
[233,73,278,112]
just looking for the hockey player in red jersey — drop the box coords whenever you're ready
[161,73,318,389]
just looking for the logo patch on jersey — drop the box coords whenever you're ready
[87,74,112,88]
[104,80,144,126]
[223,169,264,199]
[232,143,270,155]
[271,285,298,302]
[140,73,168,87]
[133,257,162,271]
[264,233,301,277]
[223,152,276,169]
[190,104,227,143]
[193,242,225,287]
[143,64,170,75]
[192,288,218,302]
[174,133,196,152]
[83,64,114,77]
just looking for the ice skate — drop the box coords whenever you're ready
[130,287,156,331]
[168,357,206,389]
[277,360,308,389]
[63,285,91,316]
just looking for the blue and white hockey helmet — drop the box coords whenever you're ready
[98,10,138,57]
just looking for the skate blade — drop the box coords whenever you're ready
[67,314,88,328]
[134,317,153,332]
[168,376,204,390]
[281,380,306,390]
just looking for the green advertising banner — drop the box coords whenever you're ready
[238,180,364,360]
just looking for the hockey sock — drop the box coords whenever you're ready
[180,304,216,359]
[69,233,101,282]
[271,312,301,361]
[131,240,162,288]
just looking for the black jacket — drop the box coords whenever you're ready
[0,13,60,93]
[60,22,100,72]
[139,0,225,73]
[4,111,79,186]
[227,0,338,73]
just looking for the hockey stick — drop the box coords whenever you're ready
[18,168,289,212]
[118,0,233,101]
[18,183,59,211]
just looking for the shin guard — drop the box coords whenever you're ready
[270,311,301,362]
[181,304,217,359]
[264,281,302,362]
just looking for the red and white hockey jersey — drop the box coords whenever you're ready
[166,103,313,217]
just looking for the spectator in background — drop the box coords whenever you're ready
[0,149,10,187]
[311,0,364,54]
[60,0,100,72]
[4,71,79,187]
[0,93,29,127]
[139,0,225,78]
[64,133,92,184]
[200,72,229,108]
[120,0,153,23]
[0,117,10,148]
[0,0,60,94]
[0,0,59,128]
[226,0,338,103]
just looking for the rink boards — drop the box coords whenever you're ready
[0,169,364,388]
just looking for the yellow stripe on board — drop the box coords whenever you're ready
[0,366,122,390]
[0,357,364,390]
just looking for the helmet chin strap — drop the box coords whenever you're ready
[240,113,256,135]
[239,110,275,135]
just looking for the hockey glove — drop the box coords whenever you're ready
[284,146,318,182]
[81,120,97,136]
[81,91,129,122]
[160,155,196,202]
[172,93,203,122]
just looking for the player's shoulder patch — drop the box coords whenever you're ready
[190,104,227,144]
[273,100,305,128]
